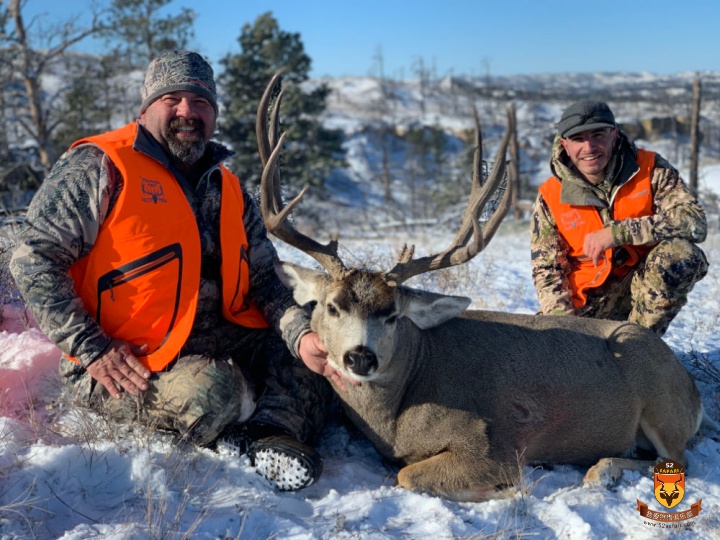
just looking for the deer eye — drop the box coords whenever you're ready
[327,304,339,317]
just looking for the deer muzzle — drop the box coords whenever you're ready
[343,346,378,377]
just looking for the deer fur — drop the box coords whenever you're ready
[277,263,703,501]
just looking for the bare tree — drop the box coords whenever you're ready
[689,75,701,196]
[481,56,492,86]
[507,104,522,220]
[412,56,429,115]
[3,0,106,170]
[371,45,398,205]
[0,3,13,161]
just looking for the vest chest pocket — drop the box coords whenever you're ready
[96,243,183,352]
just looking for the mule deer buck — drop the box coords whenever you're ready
[256,74,704,502]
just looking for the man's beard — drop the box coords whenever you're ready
[166,118,208,166]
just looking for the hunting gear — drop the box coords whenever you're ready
[10,50,334,491]
[531,100,708,335]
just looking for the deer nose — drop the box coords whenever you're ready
[343,346,378,376]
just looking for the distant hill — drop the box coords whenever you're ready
[295,72,719,234]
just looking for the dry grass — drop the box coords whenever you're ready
[0,384,54,538]
[54,392,224,538]
[0,382,222,538]
[142,448,218,540]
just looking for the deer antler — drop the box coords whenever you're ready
[383,106,514,286]
[257,73,348,279]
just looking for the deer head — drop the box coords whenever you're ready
[257,73,514,381]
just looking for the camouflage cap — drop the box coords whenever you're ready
[140,50,218,114]
[557,100,615,138]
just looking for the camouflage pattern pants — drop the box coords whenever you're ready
[60,322,332,446]
[577,239,708,336]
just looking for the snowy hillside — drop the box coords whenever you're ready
[300,73,720,234]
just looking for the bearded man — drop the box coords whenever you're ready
[10,50,344,491]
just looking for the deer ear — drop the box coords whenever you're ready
[275,261,329,307]
[398,287,471,329]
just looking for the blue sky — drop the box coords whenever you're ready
[22,0,720,78]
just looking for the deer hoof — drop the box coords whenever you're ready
[583,458,623,489]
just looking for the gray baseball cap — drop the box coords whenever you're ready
[557,100,616,138]
[140,50,218,114]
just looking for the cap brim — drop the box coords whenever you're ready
[562,122,616,138]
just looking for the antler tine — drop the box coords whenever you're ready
[257,76,348,280]
[474,106,516,245]
[384,107,513,286]
[256,72,285,214]
[449,106,484,250]
[268,88,283,153]
[463,105,514,250]
[256,71,283,167]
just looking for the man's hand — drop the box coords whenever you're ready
[297,331,359,391]
[86,339,151,399]
[583,228,615,267]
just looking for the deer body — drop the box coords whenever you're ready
[256,74,703,501]
[278,264,703,501]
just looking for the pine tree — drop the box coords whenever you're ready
[217,12,344,194]
[103,0,196,69]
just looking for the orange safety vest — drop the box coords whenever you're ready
[538,149,656,308]
[68,122,267,372]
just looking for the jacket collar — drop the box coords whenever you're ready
[549,130,640,207]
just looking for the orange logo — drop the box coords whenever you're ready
[636,459,702,527]
[653,461,685,509]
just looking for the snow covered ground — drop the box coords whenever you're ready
[1,174,719,539]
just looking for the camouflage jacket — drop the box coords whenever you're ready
[530,131,707,315]
[10,125,311,366]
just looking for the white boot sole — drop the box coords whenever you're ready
[253,448,314,491]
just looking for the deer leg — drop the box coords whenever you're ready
[583,457,656,488]
[396,451,520,502]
